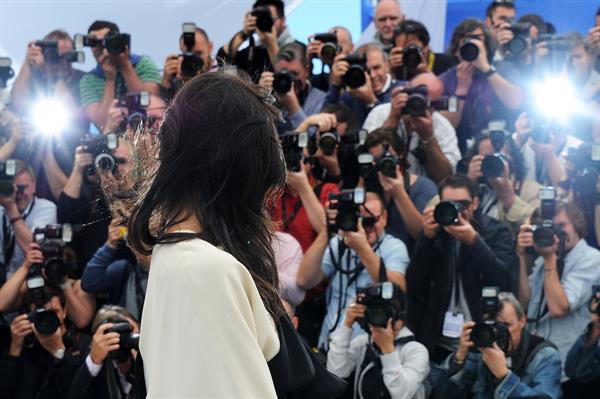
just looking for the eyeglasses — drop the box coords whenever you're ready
[454,199,472,209]
[362,205,382,230]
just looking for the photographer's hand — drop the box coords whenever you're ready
[495,22,514,47]
[516,224,534,258]
[488,160,516,211]
[279,82,301,114]
[297,112,337,133]
[161,54,180,88]
[378,166,405,197]
[471,39,491,73]
[343,298,366,328]
[243,13,257,36]
[106,218,124,249]
[258,71,274,92]
[444,214,478,245]
[467,155,484,181]
[330,54,349,87]
[404,109,434,142]
[370,319,395,354]
[588,26,600,51]
[514,112,533,148]
[23,243,43,270]
[99,53,117,82]
[258,24,279,64]
[339,221,370,254]
[534,236,559,262]
[73,146,94,176]
[348,74,377,105]
[422,206,440,239]
[104,99,128,134]
[306,38,323,60]
[389,47,404,71]
[25,42,44,67]
[90,323,121,364]
[455,321,475,363]
[480,343,509,380]
[9,314,33,357]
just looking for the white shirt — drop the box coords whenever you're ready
[0,196,57,277]
[140,236,280,398]
[362,104,461,177]
[519,133,582,184]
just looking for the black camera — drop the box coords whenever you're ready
[505,21,531,56]
[329,188,365,232]
[313,32,339,65]
[399,84,457,117]
[402,44,423,70]
[358,146,399,179]
[318,130,340,156]
[74,32,131,56]
[531,187,560,248]
[0,159,17,197]
[31,224,73,287]
[0,57,15,88]
[342,54,367,89]
[356,282,405,329]
[24,275,61,336]
[251,7,274,32]
[460,38,480,62]
[433,200,468,226]
[567,144,600,208]
[481,121,509,179]
[470,287,509,351]
[34,40,61,65]
[103,320,140,362]
[117,91,150,131]
[181,22,203,79]
[81,133,119,173]
[280,131,308,172]
[273,69,295,94]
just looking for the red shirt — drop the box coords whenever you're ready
[272,183,339,252]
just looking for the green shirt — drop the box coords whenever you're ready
[79,55,161,107]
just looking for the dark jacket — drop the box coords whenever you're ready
[406,212,513,352]
[68,358,136,399]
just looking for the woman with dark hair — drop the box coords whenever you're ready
[128,72,286,397]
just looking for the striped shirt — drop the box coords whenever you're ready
[79,55,161,107]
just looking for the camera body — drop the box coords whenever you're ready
[470,287,510,351]
[25,275,60,336]
[481,121,509,179]
[32,224,73,287]
[280,131,308,172]
[530,187,560,248]
[81,133,119,173]
[567,144,600,208]
[433,200,467,226]
[0,57,14,88]
[399,84,457,117]
[460,38,480,62]
[117,92,150,131]
[103,320,140,362]
[505,20,531,57]
[328,188,365,232]
[251,7,274,32]
[356,282,405,329]
[74,32,131,56]
[402,44,423,70]
[358,145,399,179]
[342,54,367,89]
[313,32,338,64]
[0,159,17,197]
[35,40,61,65]
[273,69,295,94]
[180,22,203,79]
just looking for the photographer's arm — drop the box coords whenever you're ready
[10,63,34,112]
[84,79,116,132]
[298,182,327,234]
[119,60,160,95]
[542,253,570,318]
[0,263,28,312]
[63,280,96,329]
[517,255,532,311]
[3,203,33,256]
[42,145,68,200]
[296,231,327,290]
[487,73,523,110]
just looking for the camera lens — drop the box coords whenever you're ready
[343,65,366,89]
[433,201,460,226]
[29,310,60,336]
[337,211,358,232]
[44,48,61,65]
[181,54,203,78]
[532,226,556,248]
[507,36,528,55]
[254,11,274,32]
[470,323,496,348]
[378,156,397,178]
[320,43,337,65]
[404,94,427,117]
[95,153,116,171]
[43,257,68,286]
[273,73,293,94]
[481,155,505,178]
[366,304,389,328]
[105,36,126,56]
[0,180,15,197]
[283,148,302,172]
[319,132,338,156]
[403,46,421,70]
[460,41,479,62]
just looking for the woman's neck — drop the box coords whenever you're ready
[165,212,203,234]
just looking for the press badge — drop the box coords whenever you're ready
[442,311,464,338]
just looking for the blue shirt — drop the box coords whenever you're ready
[288,84,327,129]
[565,328,600,383]
[526,239,600,373]
[318,233,409,349]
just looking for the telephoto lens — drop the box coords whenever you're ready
[481,154,505,178]
[460,40,479,62]
[273,69,294,94]
[28,309,60,336]
[433,201,464,226]
[402,44,422,70]
[342,54,366,89]
[470,322,509,350]
[319,131,339,156]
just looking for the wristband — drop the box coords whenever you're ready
[9,216,23,225]
[53,348,65,360]
[60,281,71,290]
[482,65,497,78]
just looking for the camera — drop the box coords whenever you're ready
[102,320,140,362]
[590,285,600,316]
[117,91,150,131]
[74,32,131,56]
[402,44,423,70]
[328,188,365,232]
[280,131,308,172]
[25,276,60,336]
[469,287,509,351]
[342,54,367,89]
[460,38,480,62]
[251,7,274,32]
[31,224,73,287]
[433,200,468,226]
[567,144,600,208]
[34,40,61,65]
[318,130,340,156]
[0,159,17,197]
[358,146,399,179]
[0,57,15,88]
[398,84,457,117]
[533,34,570,53]
[356,282,405,329]
[481,121,509,179]
[504,20,531,57]
[180,22,203,79]
[273,69,295,94]
[531,187,560,248]
[313,32,338,65]
[81,133,119,173]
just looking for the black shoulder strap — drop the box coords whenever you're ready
[379,257,388,283]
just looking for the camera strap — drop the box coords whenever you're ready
[281,185,324,230]
[2,197,35,266]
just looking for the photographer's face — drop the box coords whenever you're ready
[331,28,353,55]
[570,45,593,78]
[275,59,309,90]
[367,50,389,94]
[496,302,525,353]
[14,171,35,210]
[374,1,403,42]
[362,197,386,244]
[441,187,478,222]
[368,143,398,158]
[89,27,111,61]
[394,33,427,54]
[179,31,213,69]
[553,209,580,251]
[29,296,66,328]
[487,6,516,35]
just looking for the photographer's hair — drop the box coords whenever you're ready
[276,41,308,67]
[498,292,525,320]
[357,43,388,61]
[485,0,515,20]
[363,127,410,171]
[24,285,65,309]
[438,173,479,199]
[394,19,430,46]
[565,31,593,54]
[447,18,495,63]
[253,0,285,18]
[322,103,357,133]
[365,191,386,214]
[87,20,120,34]
[531,200,588,239]
[43,30,75,48]
[331,26,353,43]
[128,72,286,319]
[462,133,526,182]
[91,305,137,333]
[518,14,548,36]
[14,160,36,182]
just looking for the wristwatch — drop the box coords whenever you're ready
[482,65,497,78]
[53,348,65,360]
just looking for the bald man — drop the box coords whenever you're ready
[362,73,460,183]
[373,0,405,55]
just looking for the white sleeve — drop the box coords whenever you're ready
[326,325,359,379]
[381,342,430,399]
[85,354,103,377]
[363,104,391,133]
[432,112,461,169]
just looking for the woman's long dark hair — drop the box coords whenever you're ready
[128,72,286,318]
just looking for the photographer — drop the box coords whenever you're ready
[517,201,600,369]
[361,127,437,252]
[440,18,523,153]
[102,92,166,135]
[68,305,139,399]
[0,285,89,399]
[79,20,161,131]
[161,26,216,101]
[81,218,148,321]
[296,191,409,350]
[406,175,512,365]
[325,44,393,126]
[389,20,457,81]
[327,284,430,399]
[372,0,405,55]
[0,160,56,280]
[588,6,600,73]
[484,0,517,61]
[307,26,354,92]
[464,126,540,235]
[363,72,461,183]
[437,293,562,399]
[259,41,326,129]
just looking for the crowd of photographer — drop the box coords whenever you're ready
[0,0,600,397]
